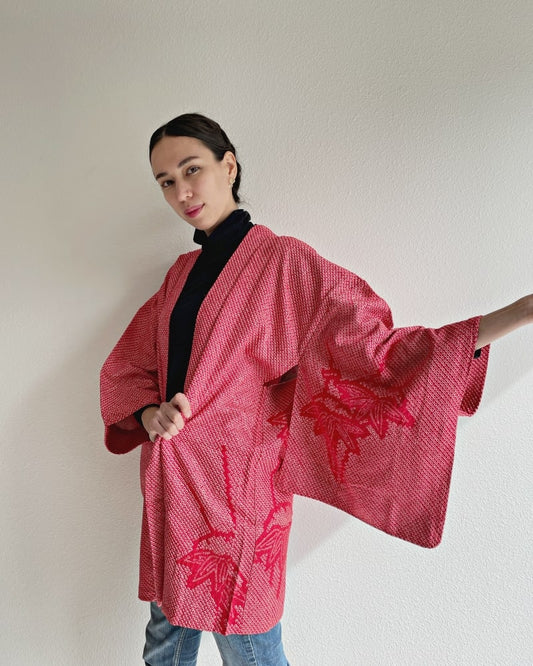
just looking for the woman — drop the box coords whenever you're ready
[100,113,532,666]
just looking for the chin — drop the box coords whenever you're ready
[195,218,216,230]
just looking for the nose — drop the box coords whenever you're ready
[175,180,191,202]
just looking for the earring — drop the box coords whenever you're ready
[229,179,235,187]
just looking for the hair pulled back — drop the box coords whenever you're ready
[149,113,242,204]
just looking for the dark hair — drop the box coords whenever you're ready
[149,113,242,204]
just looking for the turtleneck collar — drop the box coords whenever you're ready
[193,209,252,249]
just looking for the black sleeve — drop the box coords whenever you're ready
[133,404,159,426]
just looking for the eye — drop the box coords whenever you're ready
[160,179,174,189]
[186,166,200,175]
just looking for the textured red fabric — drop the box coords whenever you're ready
[100,225,489,634]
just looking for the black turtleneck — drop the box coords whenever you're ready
[135,209,253,422]
[165,208,253,400]
[149,213,252,405]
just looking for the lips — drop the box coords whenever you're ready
[185,204,204,218]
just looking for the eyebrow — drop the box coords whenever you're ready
[154,156,200,180]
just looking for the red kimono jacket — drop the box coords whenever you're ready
[100,225,489,634]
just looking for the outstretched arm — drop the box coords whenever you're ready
[476,295,533,350]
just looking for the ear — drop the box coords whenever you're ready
[222,150,238,180]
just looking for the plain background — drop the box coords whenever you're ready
[1,1,531,664]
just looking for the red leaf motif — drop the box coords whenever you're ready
[335,380,414,439]
[267,409,290,442]
[301,393,368,481]
[254,503,292,595]
[302,366,415,481]
[321,367,343,387]
[267,406,292,472]
[178,546,247,618]
[255,525,290,570]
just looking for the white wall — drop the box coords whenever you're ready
[1,1,531,664]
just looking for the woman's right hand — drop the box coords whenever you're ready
[140,393,192,442]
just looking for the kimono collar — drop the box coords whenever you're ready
[193,209,253,251]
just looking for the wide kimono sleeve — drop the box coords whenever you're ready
[100,290,162,454]
[273,237,489,548]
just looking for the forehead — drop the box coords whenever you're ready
[150,135,213,173]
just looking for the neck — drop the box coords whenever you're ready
[204,204,238,236]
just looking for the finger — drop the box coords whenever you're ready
[156,414,182,437]
[152,420,176,441]
[171,392,192,419]
[158,404,185,431]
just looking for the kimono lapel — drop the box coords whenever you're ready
[183,225,275,396]
[157,251,200,401]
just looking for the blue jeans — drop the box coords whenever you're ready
[143,602,290,666]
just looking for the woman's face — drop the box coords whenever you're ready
[150,135,238,236]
